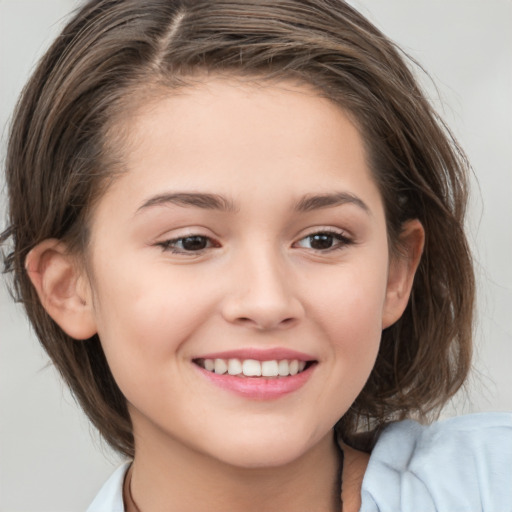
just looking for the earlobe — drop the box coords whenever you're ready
[382,219,425,329]
[25,239,97,340]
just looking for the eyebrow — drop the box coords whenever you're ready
[136,192,239,214]
[294,192,370,214]
[136,191,370,215]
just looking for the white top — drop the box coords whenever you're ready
[87,413,512,512]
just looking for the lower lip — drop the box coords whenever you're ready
[195,364,315,400]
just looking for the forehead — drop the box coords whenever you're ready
[94,77,382,219]
[126,79,367,168]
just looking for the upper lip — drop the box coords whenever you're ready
[194,348,316,362]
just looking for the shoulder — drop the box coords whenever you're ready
[360,412,512,512]
[86,461,130,512]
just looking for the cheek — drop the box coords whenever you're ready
[89,258,217,372]
[310,259,388,378]
[314,259,387,332]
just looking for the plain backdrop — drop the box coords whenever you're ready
[1,1,511,510]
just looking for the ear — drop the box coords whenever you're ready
[25,239,97,340]
[382,219,425,329]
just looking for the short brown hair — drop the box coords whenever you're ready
[1,0,474,457]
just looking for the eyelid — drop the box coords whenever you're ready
[295,226,352,240]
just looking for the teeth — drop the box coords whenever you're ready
[261,360,279,377]
[243,359,262,376]
[227,358,242,375]
[198,358,309,377]
[214,358,228,374]
[278,360,289,376]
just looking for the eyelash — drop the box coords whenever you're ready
[156,229,353,255]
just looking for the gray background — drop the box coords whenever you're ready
[1,0,511,510]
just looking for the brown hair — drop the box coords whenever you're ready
[1,0,474,457]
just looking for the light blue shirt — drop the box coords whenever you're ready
[87,413,512,512]
[360,413,512,511]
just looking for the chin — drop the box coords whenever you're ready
[204,428,324,470]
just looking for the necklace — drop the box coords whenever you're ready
[124,439,344,511]
[336,434,345,511]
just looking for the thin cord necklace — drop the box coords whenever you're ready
[124,442,344,512]
[336,434,345,511]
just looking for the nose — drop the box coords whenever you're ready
[220,250,305,331]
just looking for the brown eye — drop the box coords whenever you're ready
[158,235,216,253]
[180,236,209,251]
[308,233,336,250]
[295,231,352,251]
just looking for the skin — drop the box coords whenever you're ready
[27,78,423,512]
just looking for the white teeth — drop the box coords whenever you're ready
[261,360,279,377]
[214,358,228,374]
[278,360,289,376]
[198,358,309,377]
[227,358,242,375]
[243,359,262,376]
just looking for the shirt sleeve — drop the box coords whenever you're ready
[359,412,512,512]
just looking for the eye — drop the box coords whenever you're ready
[157,235,218,254]
[294,230,352,251]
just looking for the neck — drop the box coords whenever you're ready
[125,426,342,512]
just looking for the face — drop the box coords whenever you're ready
[79,78,411,468]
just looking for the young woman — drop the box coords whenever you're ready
[2,1,510,510]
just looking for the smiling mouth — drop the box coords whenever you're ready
[194,358,315,378]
